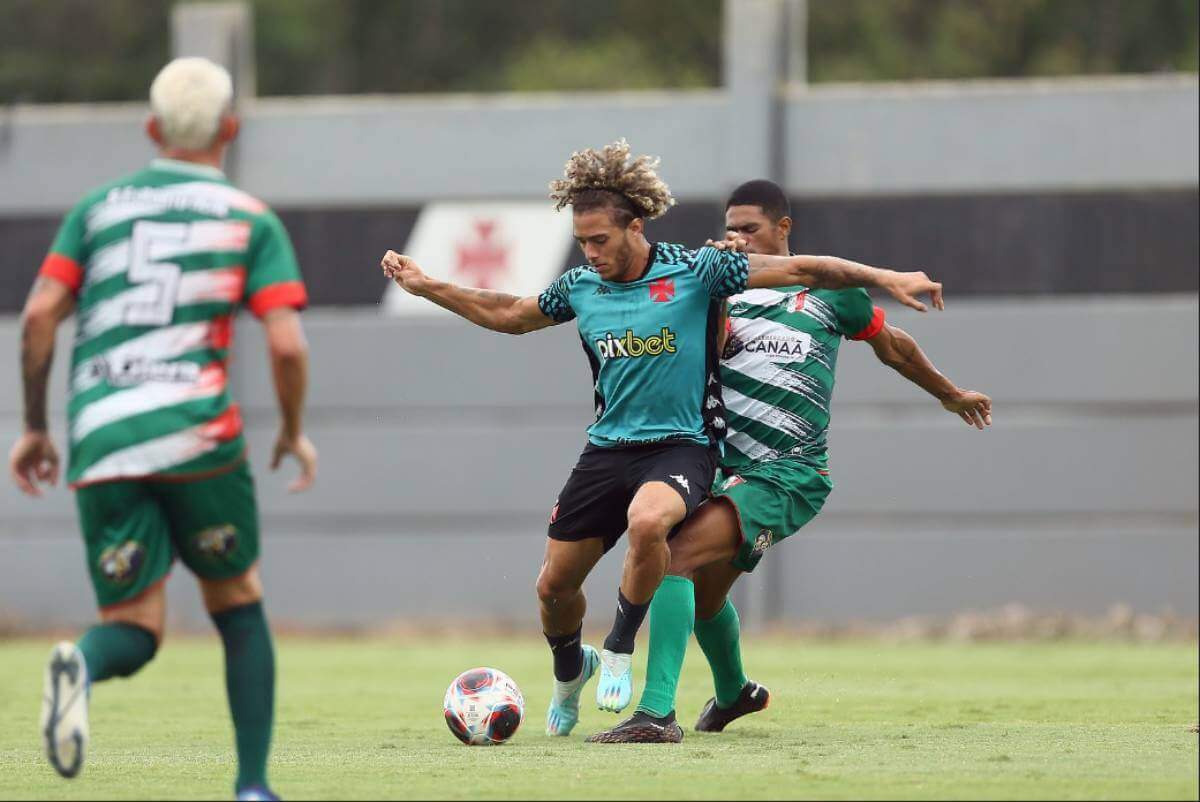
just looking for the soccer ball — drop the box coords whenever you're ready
[443,667,525,745]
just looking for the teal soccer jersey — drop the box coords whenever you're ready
[538,243,749,448]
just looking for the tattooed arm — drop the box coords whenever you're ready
[9,277,75,495]
[380,250,556,334]
[746,253,944,312]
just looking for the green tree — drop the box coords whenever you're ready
[1,0,1195,103]
[0,0,170,103]
[806,0,1199,82]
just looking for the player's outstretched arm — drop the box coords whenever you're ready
[748,253,944,312]
[380,250,556,335]
[263,308,318,492]
[9,277,75,496]
[866,323,992,429]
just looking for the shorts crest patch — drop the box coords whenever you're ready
[751,529,775,556]
[722,474,745,491]
[99,541,145,585]
[195,524,238,557]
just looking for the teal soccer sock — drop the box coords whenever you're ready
[694,599,749,708]
[76,622,158,682]
[211,601,275,793]
[636,575,695,718]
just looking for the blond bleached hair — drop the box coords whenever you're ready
[149,57,234,150]
[549,139,676,221]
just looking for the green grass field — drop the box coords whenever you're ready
[1,635,1196,800]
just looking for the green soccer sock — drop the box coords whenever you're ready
[211,601,275,793]
[76,622,158,682]
[636,575,695,719]
[694,598,749,708]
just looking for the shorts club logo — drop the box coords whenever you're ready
[751,528,775,556]
[99,541,145,585]
[722,475,746,491]
[194,524,238,557]
[649,279,675,302]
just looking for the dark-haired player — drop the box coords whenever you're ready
[586,179,990,743]
[381,143,944,738]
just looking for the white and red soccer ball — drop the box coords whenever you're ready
[443,667,524,745]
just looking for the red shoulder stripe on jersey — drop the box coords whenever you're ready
[248,281,308,318]
[849,306,886,341]
[39,253,84,294]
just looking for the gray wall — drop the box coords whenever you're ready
[0,75,1195,214]
[1,296,1195,630]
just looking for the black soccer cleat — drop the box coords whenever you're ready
[694,680,770,733]
[584,710,684,743]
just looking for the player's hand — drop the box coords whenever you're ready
[381,250,432,296]
[271,430,318,493]
[705,236,748,253]
[9,429,60,497]
[882,270,944,313]
[941,390,992,429]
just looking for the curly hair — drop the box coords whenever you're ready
[548,138,676,223]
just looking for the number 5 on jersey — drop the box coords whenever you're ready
[124,221,187,327]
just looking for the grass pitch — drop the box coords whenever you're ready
[0,635,1196,800]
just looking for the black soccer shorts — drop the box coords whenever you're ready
[547,440,718,553]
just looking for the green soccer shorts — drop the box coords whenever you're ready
[711,459,833,573]
[74,460,260,610]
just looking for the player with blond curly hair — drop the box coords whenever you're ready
[380,139,943,740]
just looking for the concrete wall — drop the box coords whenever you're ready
[0,75,1195,214]
[1,296,1195,630]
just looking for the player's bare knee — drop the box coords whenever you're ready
[100,582,167,643]
[626,510,671,551]
[535,570,578,605]
[101,604,165,645]
[200,567,263,615]
[665,543,700,579]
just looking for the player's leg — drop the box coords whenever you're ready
[199,568,276,802]
[44,480,171,779]
[596,444,715,714]
[595,480,686,708]
[691,560,771,733]
[587,497,737,742]
[541,445,628,735]
[159,461,276,800]
[538,536,606,735]
[689,463,832,732]
[665,496,764,728]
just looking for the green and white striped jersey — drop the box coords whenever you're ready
[720,286,884,475]
[38,159,307,487]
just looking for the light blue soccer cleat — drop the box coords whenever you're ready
[545,644,600,736]
[236,786,280,801]
[595,649,634,713]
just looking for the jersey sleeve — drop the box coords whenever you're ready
[244,211,308,318]
[687,246,750,299]
[828,288,885,340]
[37,203,89,295]
[537,269,578,323]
